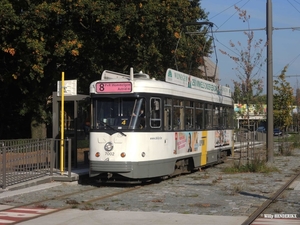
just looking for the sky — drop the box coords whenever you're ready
[200,0,300,93]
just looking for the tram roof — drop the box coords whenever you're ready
[149,80,231,105]
[90,69,233,105]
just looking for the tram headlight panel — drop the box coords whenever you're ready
[104,142,114,151]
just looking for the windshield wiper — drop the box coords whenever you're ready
[99,121,126,137]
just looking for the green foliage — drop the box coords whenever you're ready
[285,133,300,149]
[223,158,279,173]
[173,24,213,78]
[273,66,293,129]
[0,0,209,138]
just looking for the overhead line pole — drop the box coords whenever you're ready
[267,0,274,163]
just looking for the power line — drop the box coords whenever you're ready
[274,27,300,31]
[208,0,245,22]
[185,26,300,34]
[287,0,300,13]
[208,0,251,31]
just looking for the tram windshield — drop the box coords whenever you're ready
[92,97,145,130]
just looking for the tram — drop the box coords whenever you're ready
[89,68,234,181]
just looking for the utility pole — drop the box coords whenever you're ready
[266,0,274,163]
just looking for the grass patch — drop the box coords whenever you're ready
[283,133,300,148]
[232,184,244,193]
[277,144,294,156]
[151,199,164,203]
[81,203,96,210]
[223,158,279,173]
[181,211,191,214]
[35,204,48,209]
[66,199,80,205]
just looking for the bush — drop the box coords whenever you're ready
[223,157,278,173]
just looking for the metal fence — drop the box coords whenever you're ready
[0,138,73,189]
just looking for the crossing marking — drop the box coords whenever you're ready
[0,207,57,225]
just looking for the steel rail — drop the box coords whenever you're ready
[9,185,142,225]
[241,171,300,225]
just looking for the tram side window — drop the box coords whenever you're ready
[164,98,172,130]
[150,98,161,128]
[173,99,184,130]
[227,107,234,129]
[205,104,213,129]
[219,106,223,128]
[195,102,204,130]
[213,105,220,128]
[185,100,194,130]
[221,106,227,128]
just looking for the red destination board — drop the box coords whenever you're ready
[96,82,132,93]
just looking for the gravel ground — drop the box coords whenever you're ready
[0,146,300,218]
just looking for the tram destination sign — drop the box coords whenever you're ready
[96,82,132,93]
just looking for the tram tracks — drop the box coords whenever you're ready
[0,146,299,224]
[241,171,300,225]
[0,183,143,225]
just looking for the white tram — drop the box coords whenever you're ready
[89,68,234,181]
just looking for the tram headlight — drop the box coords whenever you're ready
[95,152,100,157]
[120,152,126,158]
[141,152,145,157]
[104,142,114,151]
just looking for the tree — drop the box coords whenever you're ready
[219,6,266,129]
[219,6,266,164]
[0,0,210,139]
[273,66,293,131]
[173,22,213,78]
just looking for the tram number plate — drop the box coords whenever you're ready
[105,152,114,156]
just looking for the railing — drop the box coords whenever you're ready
[0,138,73,189]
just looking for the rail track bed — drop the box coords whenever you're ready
[0,147,299,224]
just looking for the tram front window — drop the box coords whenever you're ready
[93,97,145,130]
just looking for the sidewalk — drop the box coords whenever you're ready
[19,209,248,225]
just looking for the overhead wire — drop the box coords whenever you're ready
[209,0,251,32]
[206,0,260,78]
[287,0,300,13]
[206,0,252,59]
[205,0,300,81]
[274,53,300,76]
[272,0,300,76]
[195,0,252,82]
